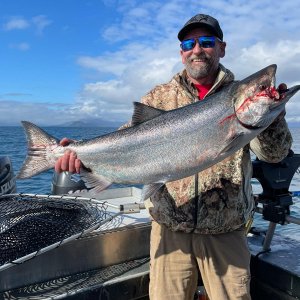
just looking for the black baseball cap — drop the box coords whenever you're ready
[178,14,223,41]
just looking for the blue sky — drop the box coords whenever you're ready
[1,0,300,126]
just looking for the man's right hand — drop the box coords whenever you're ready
[54,138,81,174]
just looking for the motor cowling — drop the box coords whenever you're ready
[0,156,17,195]
[51,171,88,195]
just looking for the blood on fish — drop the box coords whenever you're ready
[219,87,280,126]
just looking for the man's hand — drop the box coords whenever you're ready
[275,83,288,120]
[277,83,288,94]
[54,138,81,174]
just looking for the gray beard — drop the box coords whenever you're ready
[185,63,210,79]
[185,53,216,80]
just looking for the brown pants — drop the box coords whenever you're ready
[149,221,251,300]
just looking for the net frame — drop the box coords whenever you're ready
[0,193,126,272]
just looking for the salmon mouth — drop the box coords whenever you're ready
[256,86,281,102]
[279,85,300,102]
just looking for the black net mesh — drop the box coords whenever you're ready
[0,257,150,299]
[0,194,110,267]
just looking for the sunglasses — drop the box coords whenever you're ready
[180,36,221,52]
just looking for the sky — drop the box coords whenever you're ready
[1,0,300,126]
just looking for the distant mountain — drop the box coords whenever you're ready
[0,118,127,127]
[58,118,126,128]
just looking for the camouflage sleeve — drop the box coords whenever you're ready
[250,116,293,163]
[140,91,157,106]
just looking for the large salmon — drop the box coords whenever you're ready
[17,65,300,200]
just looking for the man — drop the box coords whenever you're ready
[55,14,292,300]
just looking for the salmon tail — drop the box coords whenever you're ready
[17,121,60,179]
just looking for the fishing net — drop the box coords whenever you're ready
[0,194,121,271]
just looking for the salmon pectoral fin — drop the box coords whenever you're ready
[141,183,165,202]
[80,168,112,194]
[218,132,245,157]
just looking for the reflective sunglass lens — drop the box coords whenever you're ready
[199,37,215,48]
[181,36,216,51]
[181,39,195,51]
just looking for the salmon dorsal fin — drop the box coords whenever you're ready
[131,102,166,126]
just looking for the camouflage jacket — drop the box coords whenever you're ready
[141,64,293,234]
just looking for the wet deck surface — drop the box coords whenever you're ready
[248,230,300,276]
[248,229,300,299]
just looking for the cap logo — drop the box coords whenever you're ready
[193,15,209,22]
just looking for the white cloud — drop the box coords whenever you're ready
[1,0,300,126]
[9,42,30,51]
[75,37,181,121]
[223,40,300,83]
[73,0,300,124]
[3,15,52,34]
[3,16,30,30]
[32,15,52,35]
[77,55,129,76]
[0,100,73,126]
[102,1,181,42]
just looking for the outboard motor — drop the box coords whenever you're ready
[0,156,17,195]
[252,149,300,224]
[51,171,88,195]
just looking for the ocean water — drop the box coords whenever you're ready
[0,126,116,194]
[1,125,300,238]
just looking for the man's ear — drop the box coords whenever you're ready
[219,41,226,58]
[180,49,186,64]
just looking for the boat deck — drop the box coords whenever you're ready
[1,187,300,299]
[248,231,300,299]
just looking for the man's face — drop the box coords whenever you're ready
[180,28,226,81]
